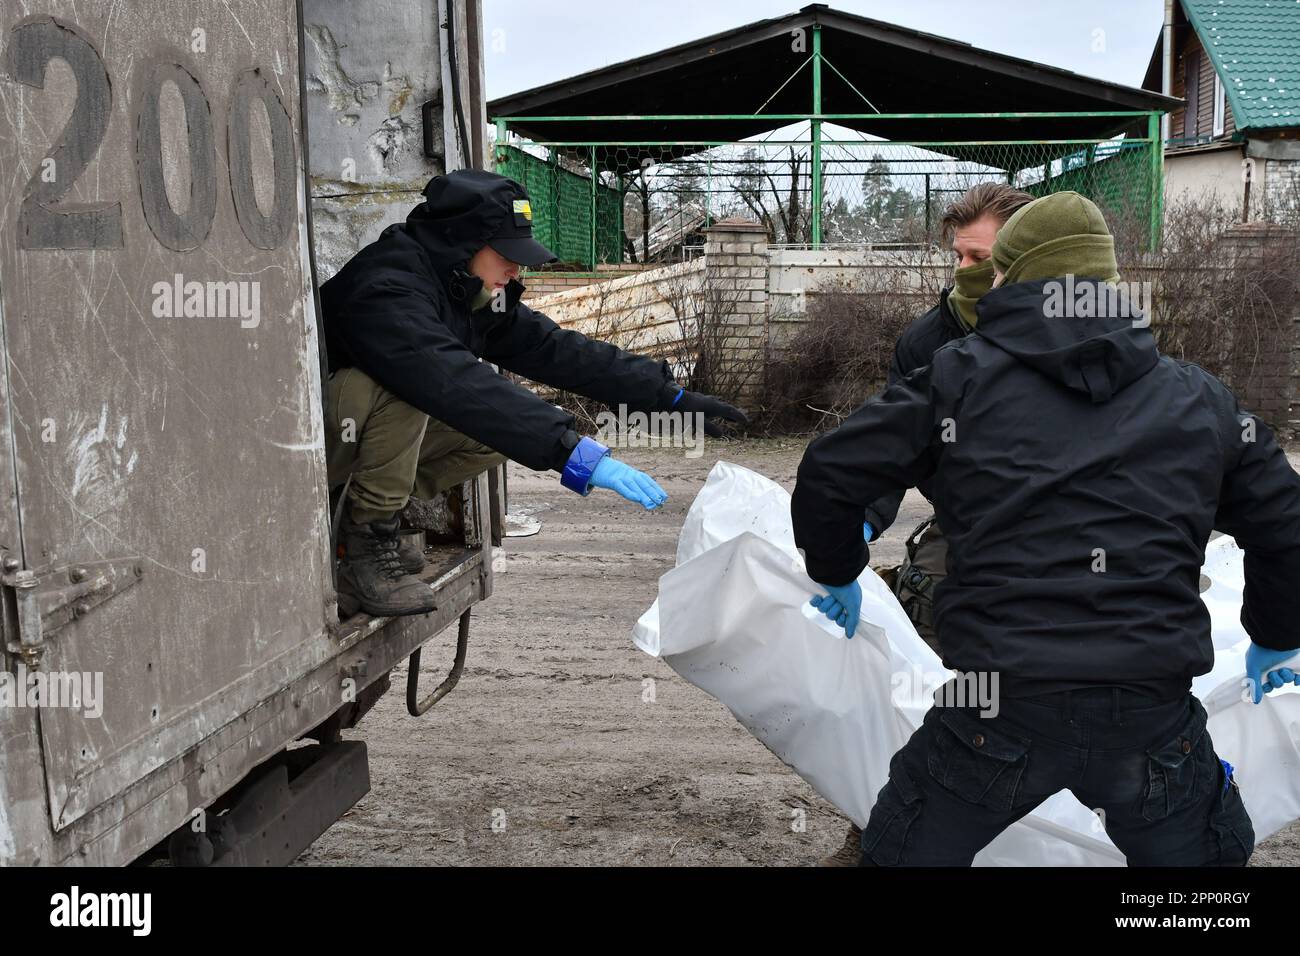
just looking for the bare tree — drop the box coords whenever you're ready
[735,147,814,243]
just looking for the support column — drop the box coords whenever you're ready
[702,219,770,404]
[810,23,823,249]
[1148,111,1165,251]
[589,145,598,269]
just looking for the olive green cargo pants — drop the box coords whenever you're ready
[325,367,506,523]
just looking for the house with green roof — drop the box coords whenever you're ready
[1143,0,1300,222]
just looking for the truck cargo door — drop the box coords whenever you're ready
[0,0,332,831]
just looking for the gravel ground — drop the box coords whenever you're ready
[297,440,1300,866]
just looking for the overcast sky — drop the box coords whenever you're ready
[483,0,1166,101]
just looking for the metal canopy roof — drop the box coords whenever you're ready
[489,4,1180,149]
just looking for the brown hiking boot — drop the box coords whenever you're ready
[336,514,439,619]
[818,822,863,866]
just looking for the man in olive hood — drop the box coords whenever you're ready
[860,183,1034,655]
[821,182,1033,866]
[795,191,1300,866]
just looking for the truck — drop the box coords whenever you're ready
[0,0,497,866]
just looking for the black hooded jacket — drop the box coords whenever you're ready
[793,278,1300,693]
[862,288,966,536]
[320,170,679,472]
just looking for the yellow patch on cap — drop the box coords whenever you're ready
[512,199,532,221]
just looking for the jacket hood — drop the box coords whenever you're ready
[973,277,1158,403]
[404,169,525,276]
[399,169,535,311]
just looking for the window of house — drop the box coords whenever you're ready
[1184,52,1200,140]
[1213,72,1225,136]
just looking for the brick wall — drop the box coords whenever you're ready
[1262,159,1300,222]
[522,220,1300,437]
[701,220,770,402]
[1217,222,1300,434]
[1292,312,1300,436]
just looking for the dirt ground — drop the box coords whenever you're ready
[298,439,1300,866]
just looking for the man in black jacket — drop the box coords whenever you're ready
[793,191,1300,865]
[820,182,1033,867]
[867,183,1033,651]
[321,170,745,617]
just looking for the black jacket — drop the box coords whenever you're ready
[863,288,967,536]
[793,278,1300,691]
[320,171,679,472]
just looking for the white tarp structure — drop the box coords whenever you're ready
[633,462,1300,866]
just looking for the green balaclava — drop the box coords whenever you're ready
[947,259,995,329]
[990,191,1120,287]
[470,284,494,311]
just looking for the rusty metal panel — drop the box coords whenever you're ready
[0,0,332,834]
[62,549,484,865]
[301,0,447,281]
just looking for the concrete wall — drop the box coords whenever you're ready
[522,264,657,300]
[302,0,483,281]
[1164,145,1246,217]
[1164,143,1300,228]
[1293,310,1300,436]
[527,226,948,405]
[528,259,706,378]
[526,219,1300,434]
[767,247,948,352]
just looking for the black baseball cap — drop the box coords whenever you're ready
[487,196,557,266]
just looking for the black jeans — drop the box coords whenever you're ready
[859,686,1255,866]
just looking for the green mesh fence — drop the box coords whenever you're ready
[1023,140,1153,228]
[493,116,1162,267]
[495,144,624,265]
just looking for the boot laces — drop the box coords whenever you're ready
[367,527,407,580]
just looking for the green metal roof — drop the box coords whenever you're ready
[1181,0,1300,131]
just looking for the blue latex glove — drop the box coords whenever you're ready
[1245,644,1300,704]
[810,580,863,638]
[863,521,875,542]
[589,456,668,510]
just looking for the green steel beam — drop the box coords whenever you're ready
[600,152,1144,168]
[623,169,1021,177]
[706,158,713,228]
[816,55,879,114]
[753,56,814,116]
[1148,111,1164,251]
[491,111,1156,122]
[490,109,1169,264]
[507,139,1154,148]
[810,24,822,248]
[590,145,598,268]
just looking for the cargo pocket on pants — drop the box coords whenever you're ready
[925,708,1030,812]
[1208,762,1255,866]
[860,750,923,866]
[1140,697,1212,822]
